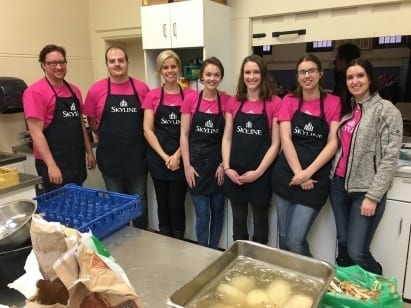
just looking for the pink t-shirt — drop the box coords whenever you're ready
[83,78,149,127]
[181,91,231,115]
[23,78,83,125]
[142,87,195,112]
[278,93,341,125]
[225,95,282,130]
[23,77,84,159]
[335,106,362,177]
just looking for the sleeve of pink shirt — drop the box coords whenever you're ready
[326,94,342,122]
[132,78,150,105]
[23,86,48,121]
[220,92,231,113]
[277,94,296,122]
[142,88,161,111]
[181,91,198,114]
[83,81,102,118]
[225,96,240,116]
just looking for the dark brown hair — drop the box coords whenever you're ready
[293,53,327,100]
[200,57,224,80]
[236,54,275,102]
[341,58,378,116]
[38,44,66,63]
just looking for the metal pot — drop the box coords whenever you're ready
[0,200,36,252]
[0,242,31,287]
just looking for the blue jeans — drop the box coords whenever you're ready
[103,175,148,229]
[191,193,225,249]
[274,194,320,257]
[329,176,385,274]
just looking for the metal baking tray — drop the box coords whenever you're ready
[167,240,335,307]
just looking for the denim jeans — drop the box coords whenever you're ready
[191,193,225,249]
[103,175,148,229]
[274,194,320,257]
[329,176,385,274]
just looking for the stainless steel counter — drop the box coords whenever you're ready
[0,227,222,307]
[102,227,222,307]
[0,152,26,167]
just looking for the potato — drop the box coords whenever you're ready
[266,279,292,306]
[245,289,270,307]
[230,275,256,293]
[216,283,246,306]
[283,293,314,308]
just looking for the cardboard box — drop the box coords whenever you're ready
[142,0,227,6]
[0,167,19,189]
[142,0,169,6]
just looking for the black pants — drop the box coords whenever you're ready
[230,201,269,244]
[152,178,187,237]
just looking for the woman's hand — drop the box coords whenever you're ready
[289,169,312,186]
[166,153,181,171]
[215,165,224,186]
[361,197,377,216]
[184,165,199,188]
[299,179,318,190]
[225,168,242,185]
[238,170,261,184]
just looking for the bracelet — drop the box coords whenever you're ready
[224,167,230,171]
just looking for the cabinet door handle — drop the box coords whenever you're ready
[398,218,403,236]
[173,22,177,38]
[272,29,306,37]
[163,24,167,38]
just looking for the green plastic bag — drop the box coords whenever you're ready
[319,265,403,308]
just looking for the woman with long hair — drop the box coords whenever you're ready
[222,54,281,244]
[272,53,341,257]
[329,58,402,274]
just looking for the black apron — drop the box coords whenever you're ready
[272,95,331,209]
[147,86,185,180]
[223,101,272,204]
[189,91,225,195]
[96,78,147,177]
[42,78,86,184]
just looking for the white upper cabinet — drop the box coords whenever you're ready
[141,0,204,49]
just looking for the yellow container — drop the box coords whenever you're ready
[0,167,19,189]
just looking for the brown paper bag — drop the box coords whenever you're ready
[27,215,143,308]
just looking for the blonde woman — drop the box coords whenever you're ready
[143,50,194,239]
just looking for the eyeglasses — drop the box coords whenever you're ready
[45,61,67,68]
[298,68,319,76]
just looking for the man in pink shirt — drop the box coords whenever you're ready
[23,44,96,193]
[83,46,150,229]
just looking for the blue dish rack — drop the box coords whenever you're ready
[34,184,141,239]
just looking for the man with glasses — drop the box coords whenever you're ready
[23,44,96,192]
[83,46,150,229]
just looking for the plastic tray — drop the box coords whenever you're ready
[35,184,141,239]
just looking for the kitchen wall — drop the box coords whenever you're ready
[88,0,144,81]
[0,0,93,152]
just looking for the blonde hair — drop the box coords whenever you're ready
[156,49,181,73]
